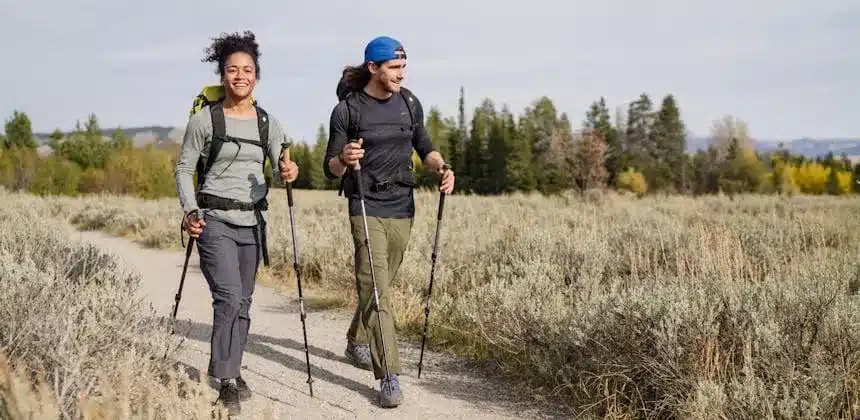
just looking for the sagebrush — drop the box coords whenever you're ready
[0,191,225,419]
[8,187,860,419]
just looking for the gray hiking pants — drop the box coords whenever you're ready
[196,217,262,380]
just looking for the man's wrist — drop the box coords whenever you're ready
[330,155,347,176]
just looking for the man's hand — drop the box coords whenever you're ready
[341,138,365,170]
[183,210,206,238]
[439,164,455,194]
[279,153,299,183]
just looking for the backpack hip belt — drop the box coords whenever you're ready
[196,192,270,266]
[197,193,269,212]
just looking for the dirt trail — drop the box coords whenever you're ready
[69,228,567,419]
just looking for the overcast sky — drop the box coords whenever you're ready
[2,0,857,143]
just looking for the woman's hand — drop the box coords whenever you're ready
[183,210,206,238]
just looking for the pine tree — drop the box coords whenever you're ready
[584,97,618,187]
[446,86,466,179]
[465,99,494,193]
[289,141,314,189]
[56,113,110,169]
[3,110,37,149]
[310,124,333,189]
[419,107,449,187]
[624,94,653,181]
[826,164,840,195]
[522,97,566,193]
[502,111,537,192]
[484,109,508,194]
[649,94,686,191]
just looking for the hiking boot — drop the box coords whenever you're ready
[236,376,252,401]
[378,374,403,408]
[344,343,373,371]
[216,381,241,416]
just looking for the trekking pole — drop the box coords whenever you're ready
[282,141,315,398]
[169,209,199,335]
[418,164,450,379]
[164,210,199,360]
[351,138,392,384]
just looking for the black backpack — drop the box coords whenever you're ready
[335,79,419,197]
[190,86,271,191]
[184,87,273,265]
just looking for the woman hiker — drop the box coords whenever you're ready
[174,30,299,416]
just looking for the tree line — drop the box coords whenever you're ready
[2,89,858,199]
[0,112,177,198]
[289,88,859,197]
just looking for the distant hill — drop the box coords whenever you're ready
[34,126,860,161]
[685,136,860,161]
[34,126,183,149]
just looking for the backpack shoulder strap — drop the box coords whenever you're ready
[255,104,270,163]
[338,92,361,197]
[344,92,360,140]
[196,102,227,189]
[399,87,418,128]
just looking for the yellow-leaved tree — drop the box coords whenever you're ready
[795,161,830,194]
[616,167,647,197]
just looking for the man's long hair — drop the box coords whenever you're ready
[337,63,372,100]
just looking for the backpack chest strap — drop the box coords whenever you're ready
[199,103,271,188]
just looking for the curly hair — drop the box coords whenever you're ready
[202,30,261,79]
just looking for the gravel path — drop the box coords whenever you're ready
[69,228,567,419]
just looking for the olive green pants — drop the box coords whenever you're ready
[346,215,413,379]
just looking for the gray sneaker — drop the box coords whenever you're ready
[344,343,372,371]
[379,374,403,408]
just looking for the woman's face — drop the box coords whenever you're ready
[222,52,257,99]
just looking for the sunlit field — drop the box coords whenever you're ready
[3,186,860,419]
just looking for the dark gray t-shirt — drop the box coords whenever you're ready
[324,89,436,218]
[174,106,287,226]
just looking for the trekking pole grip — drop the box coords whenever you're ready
[351,138,362,172]
[281,141,295,207]
[437,163,451,219]
[349,138,365,193]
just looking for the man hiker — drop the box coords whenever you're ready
[324,35,456,408]
[174,30,299,416]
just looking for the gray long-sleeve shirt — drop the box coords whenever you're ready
[174,105,287,226]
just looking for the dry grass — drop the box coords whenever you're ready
[7,186,860,419]
[0,191,227,419]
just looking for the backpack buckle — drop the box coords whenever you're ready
[370,181,391,192]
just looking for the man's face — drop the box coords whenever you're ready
[370,58,406,93]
